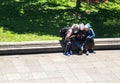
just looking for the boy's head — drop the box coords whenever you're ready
[71,24,79,33]
[84,23,91,31]
[79,23,85,31]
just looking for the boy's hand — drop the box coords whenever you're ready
[87,36,91,39]
[70,35,75,38]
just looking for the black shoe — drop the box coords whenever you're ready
[89,49,94,53]
[79,50,83,55]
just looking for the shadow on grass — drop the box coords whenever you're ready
[0,0,120,38]
[0,0,79,36]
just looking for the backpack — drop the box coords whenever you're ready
[59,26,70,38]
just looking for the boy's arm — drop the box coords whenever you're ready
[89,28,95,39]
[65,29,72,41]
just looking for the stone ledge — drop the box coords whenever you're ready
[0,38,120,55]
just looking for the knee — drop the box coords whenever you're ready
[66,41,71,45]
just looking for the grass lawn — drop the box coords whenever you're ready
[0,0,120,42]
[0,27,60,42]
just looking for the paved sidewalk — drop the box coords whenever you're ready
[0,50,120,83]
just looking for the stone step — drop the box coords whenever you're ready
[0,38,120,55]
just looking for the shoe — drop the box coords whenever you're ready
[69,51,73,55]
[86,51,89,55]
[89,49,94,53]
[79,50,83,55]
[64,52,70,56]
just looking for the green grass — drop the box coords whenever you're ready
[0,27,60,42]
[0,0,120,42]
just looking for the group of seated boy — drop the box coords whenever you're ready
[60,23,95,56]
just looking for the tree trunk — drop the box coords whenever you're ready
[76,0,81,9]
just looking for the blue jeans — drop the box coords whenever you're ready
[72,39,83,50]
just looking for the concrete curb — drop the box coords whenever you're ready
[0,38,120,55]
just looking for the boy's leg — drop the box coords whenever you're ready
[64,41,72,55]
[83,38,90,55]
[89,39,95,53]
[73,39,83,55]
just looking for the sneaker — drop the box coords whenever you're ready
[89,49,94,53]
[79,50,83,55]
[64,52,70,56]
[86,51,89,55]
[69,51,73,55]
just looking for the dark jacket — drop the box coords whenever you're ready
[85,28,95,39]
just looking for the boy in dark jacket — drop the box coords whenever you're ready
[64,23,84,56]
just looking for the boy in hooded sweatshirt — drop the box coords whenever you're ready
[83,23,95,55]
